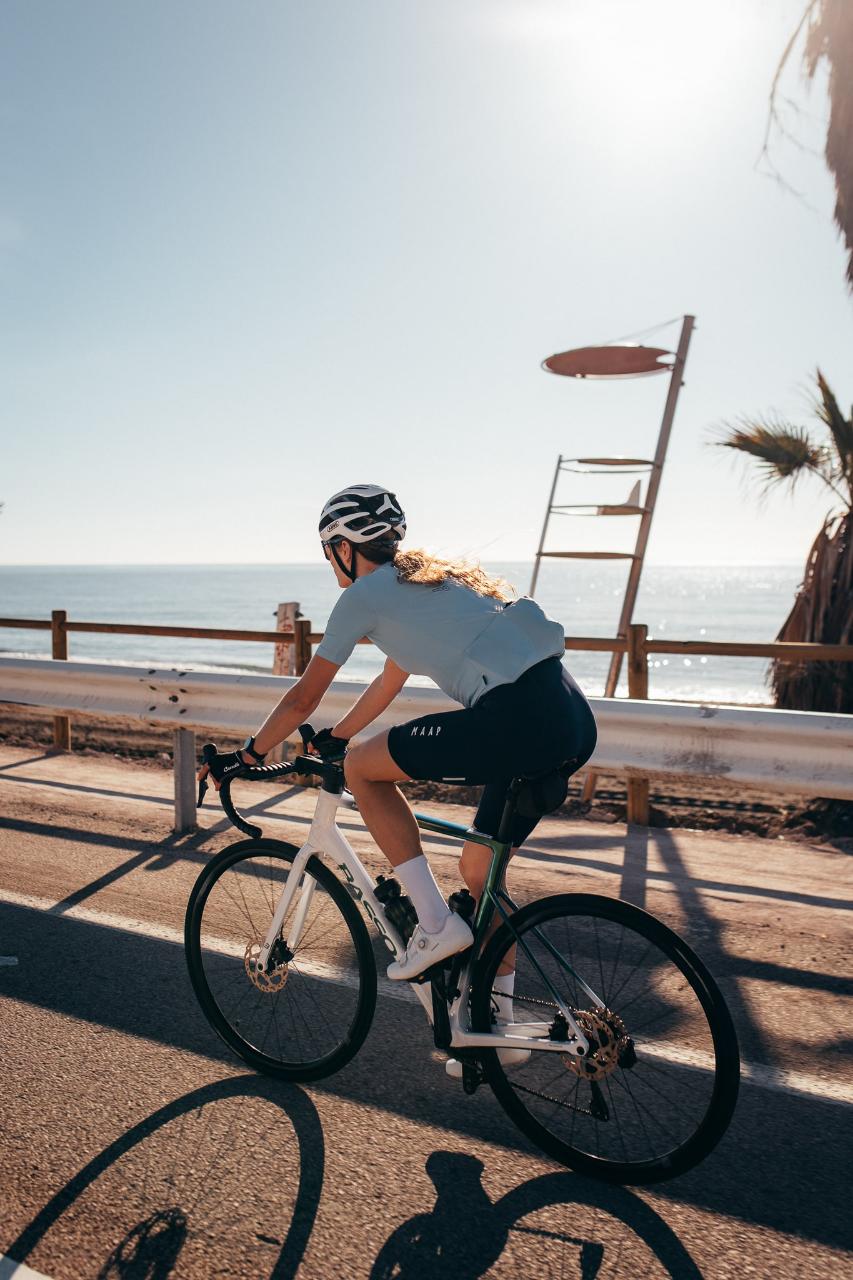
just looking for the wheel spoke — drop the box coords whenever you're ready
[604,936,657,1010]
[476,895,737,1180]
[188,844,374,1077]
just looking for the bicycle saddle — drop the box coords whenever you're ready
[513,760,576,819]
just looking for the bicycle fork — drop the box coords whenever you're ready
[254,844,319,972]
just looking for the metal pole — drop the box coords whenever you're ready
[603,315,694,697]
[530,456,562,596]
[583,315,694,803]
[173,727,197,833]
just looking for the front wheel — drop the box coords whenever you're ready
[472,893,739,1184]
[185,838,377,1081]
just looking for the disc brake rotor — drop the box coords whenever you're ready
[564,1008,629,1081]
[244,940,288,993]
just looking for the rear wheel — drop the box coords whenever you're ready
[185,838,376,1081]
[472,893,739,1184]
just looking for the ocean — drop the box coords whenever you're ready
[0,562,803,705]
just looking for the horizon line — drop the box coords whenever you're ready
[0,559,806,571]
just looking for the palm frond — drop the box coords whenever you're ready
[772,510,853,712]
[803,0,853,292]
[713,417,823,492]
[813,368,853,500]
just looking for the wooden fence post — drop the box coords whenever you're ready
[51,610,71,752]
[294,617,312,676]
[268,603,299,764]
[270,604,312,765]
[626,623,650,825]
[289,617,315,783]
[273,602,299,678]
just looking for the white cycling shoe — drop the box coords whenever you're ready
[386,913,473,981]
[445,1032,531,1078]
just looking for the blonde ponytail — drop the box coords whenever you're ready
[392,548,515,602]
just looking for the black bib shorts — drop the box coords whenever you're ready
[387,657,597,847]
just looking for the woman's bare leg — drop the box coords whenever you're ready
[345,731,465,939]
[459,840,516,975]
[343,732,422,867]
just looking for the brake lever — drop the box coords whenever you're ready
[198,741,217,807]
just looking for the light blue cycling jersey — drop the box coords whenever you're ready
[315,562,565,708]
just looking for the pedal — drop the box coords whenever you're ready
[411,945,472,987]
[411,958,450,986]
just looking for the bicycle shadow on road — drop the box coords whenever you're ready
[2,898,851,1257]
[369,1151,704,1280]
[3,1075,324,1280]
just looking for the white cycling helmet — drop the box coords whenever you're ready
[318,485,406,545]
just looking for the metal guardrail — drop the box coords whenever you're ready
[1,658,851,832]
[3,609,853,824]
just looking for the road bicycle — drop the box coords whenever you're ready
[184,731,740,1185]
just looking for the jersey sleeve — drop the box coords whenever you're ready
[315,585,374,667]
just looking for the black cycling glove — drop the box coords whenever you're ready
[205,749,249,783]
[310,728,350,760]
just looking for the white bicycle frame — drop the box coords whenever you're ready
[255,785,592,1059]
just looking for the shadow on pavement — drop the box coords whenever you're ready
[370,1151,704,1279]
[3,1075,324,1280]
[0,753,55,772]
[97,1207,188,1279]
[524,827,853,914]
[1,899,851,1255]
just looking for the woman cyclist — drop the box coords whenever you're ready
[199,485,597,1055]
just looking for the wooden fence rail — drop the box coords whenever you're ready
[4,613,853,661]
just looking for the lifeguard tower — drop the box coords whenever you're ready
[530,315,695,799]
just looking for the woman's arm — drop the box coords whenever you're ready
[332,657,409,740]
[252,654,340,755]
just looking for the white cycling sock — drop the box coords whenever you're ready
[395,856,449,935]
[492,970,516,1024]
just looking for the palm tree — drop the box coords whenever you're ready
[769,2,853,290]
[716,370,852,713]
[805,2,853,290]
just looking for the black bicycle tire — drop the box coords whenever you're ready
[185,837,377,1082]
[472,892,740,1185]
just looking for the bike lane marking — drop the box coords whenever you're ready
[2,885,851,1109]
[0,1254,53,1279]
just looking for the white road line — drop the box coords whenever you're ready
[0,1254,53,1279]
[1,885,851,1109]
[0,955,19,966]
[0,887,419,1007]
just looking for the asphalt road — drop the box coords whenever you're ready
[0,745,851,1279]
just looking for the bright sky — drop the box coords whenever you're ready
[3,0,851,567]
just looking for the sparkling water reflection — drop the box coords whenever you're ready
[0,561,801,704]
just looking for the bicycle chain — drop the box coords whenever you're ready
[480,988,609,1117]
[495,990,629,1087]
[503,990,559,1011]
[510,1080,601,1119]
